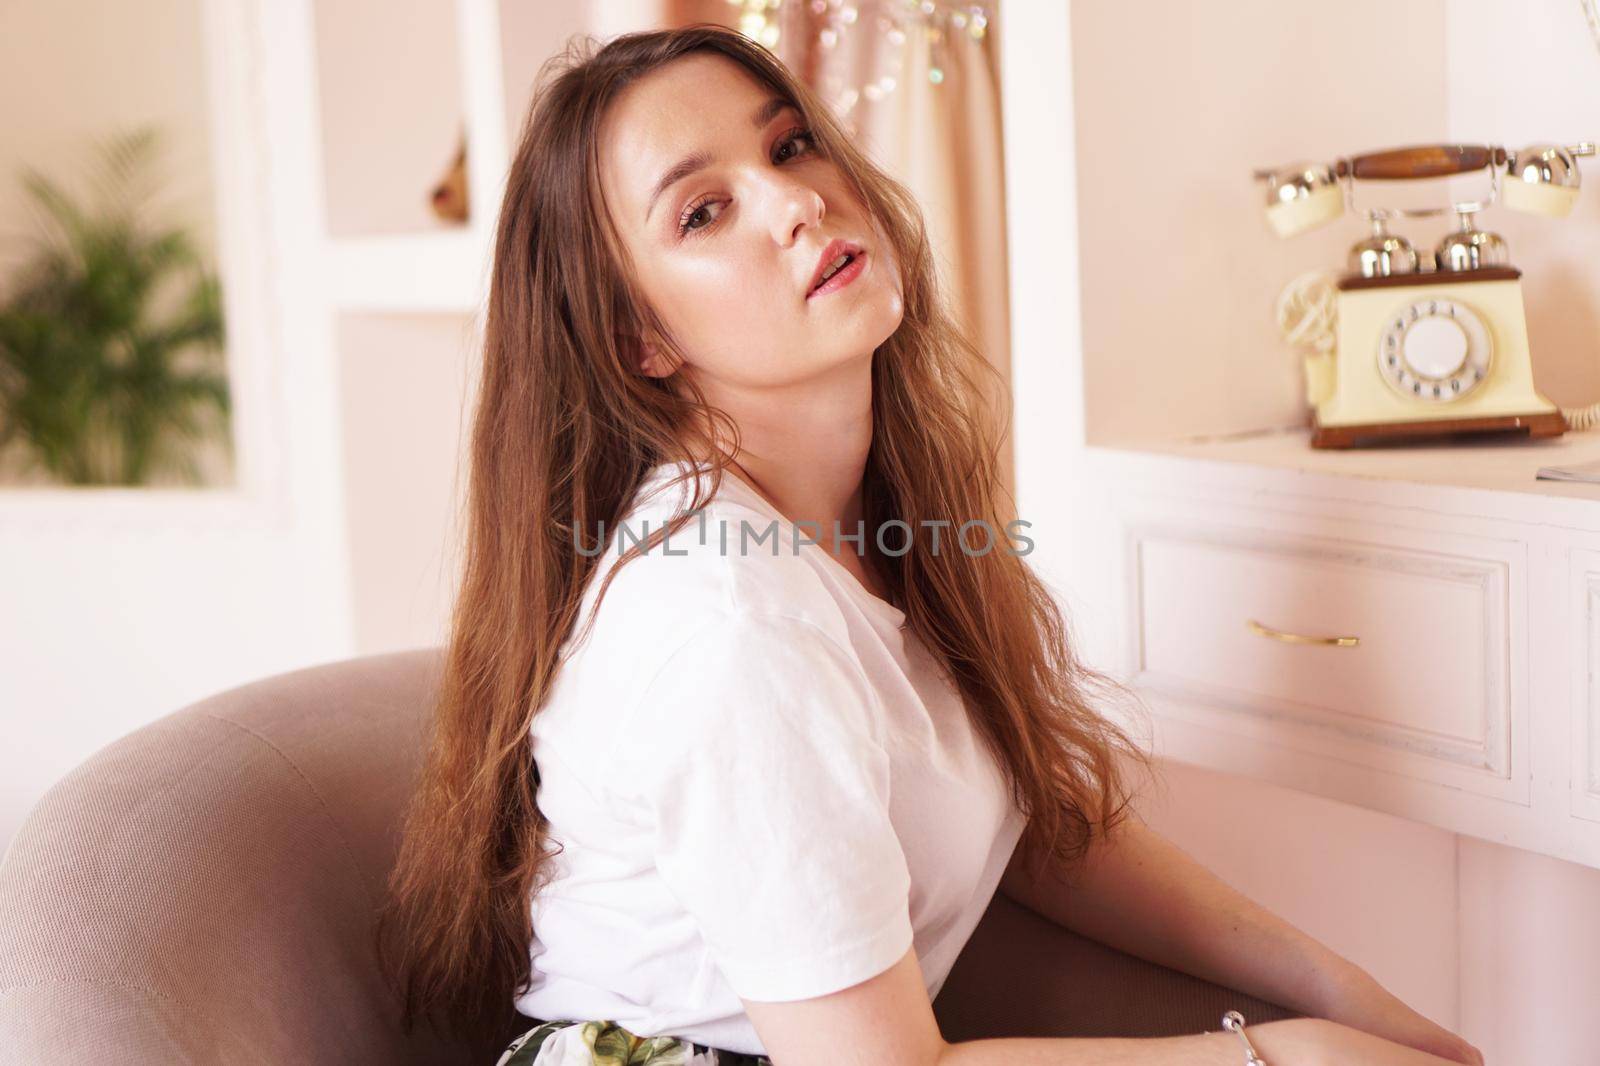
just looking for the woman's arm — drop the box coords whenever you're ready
[744,942,1469,1066]
[998,810,1340,1015]
[997,811,1483,1065]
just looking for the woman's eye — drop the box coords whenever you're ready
[775,126,816,162]
[678,197,716,234]
[676,126,817,237]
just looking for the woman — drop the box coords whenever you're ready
[375,24,1483,1066]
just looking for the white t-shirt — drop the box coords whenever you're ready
[515,460,1028,1056]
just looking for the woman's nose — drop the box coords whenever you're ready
[769,177,826,247]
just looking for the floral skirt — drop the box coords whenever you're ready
[494,1018,773,1066]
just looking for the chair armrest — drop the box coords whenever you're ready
[932,889,1300,1041]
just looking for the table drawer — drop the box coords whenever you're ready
[1131,524,1511,782]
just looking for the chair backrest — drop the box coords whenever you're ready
[0,648,521,1066]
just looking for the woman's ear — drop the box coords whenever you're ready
[629,332,678,379]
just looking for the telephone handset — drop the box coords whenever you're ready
[1255,141,1593,449]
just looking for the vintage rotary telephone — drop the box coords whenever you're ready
[1254,142,1594,448]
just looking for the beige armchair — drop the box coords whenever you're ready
[0,650,1297,1064]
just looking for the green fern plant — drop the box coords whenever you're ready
[0,124,232,487]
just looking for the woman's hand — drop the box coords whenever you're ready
[1313,966,1484,1065]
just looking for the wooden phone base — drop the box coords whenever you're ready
[1311,410,1567,449]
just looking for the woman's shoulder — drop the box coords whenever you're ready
[582,520,850,651]
[585,466,852,644]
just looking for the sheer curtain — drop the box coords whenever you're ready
[666,1,1014,504]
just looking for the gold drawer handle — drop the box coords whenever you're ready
[1246,618,1360,648]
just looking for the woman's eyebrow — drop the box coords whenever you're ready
[643,96,795,223]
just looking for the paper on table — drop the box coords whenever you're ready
[1536,456,1600,484]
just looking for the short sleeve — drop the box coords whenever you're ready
[616,610,915,1003]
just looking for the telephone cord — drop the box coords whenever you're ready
[1274,270,1340,356]
[1562,401,1600,431]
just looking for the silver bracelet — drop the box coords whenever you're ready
[1220,1010,1269,1066]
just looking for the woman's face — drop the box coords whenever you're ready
[596,53,904,391]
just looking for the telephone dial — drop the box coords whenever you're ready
[1254,142,1594,449]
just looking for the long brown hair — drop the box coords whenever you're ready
[374,23,1155,1044]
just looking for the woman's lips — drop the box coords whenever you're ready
[806,251,867,300]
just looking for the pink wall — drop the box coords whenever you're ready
[0,0,218,287]
[1445,0,1600,422]
[1070,0,1451,444]
[311,0,464,237]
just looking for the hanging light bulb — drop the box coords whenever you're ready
[723,0,992,115]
